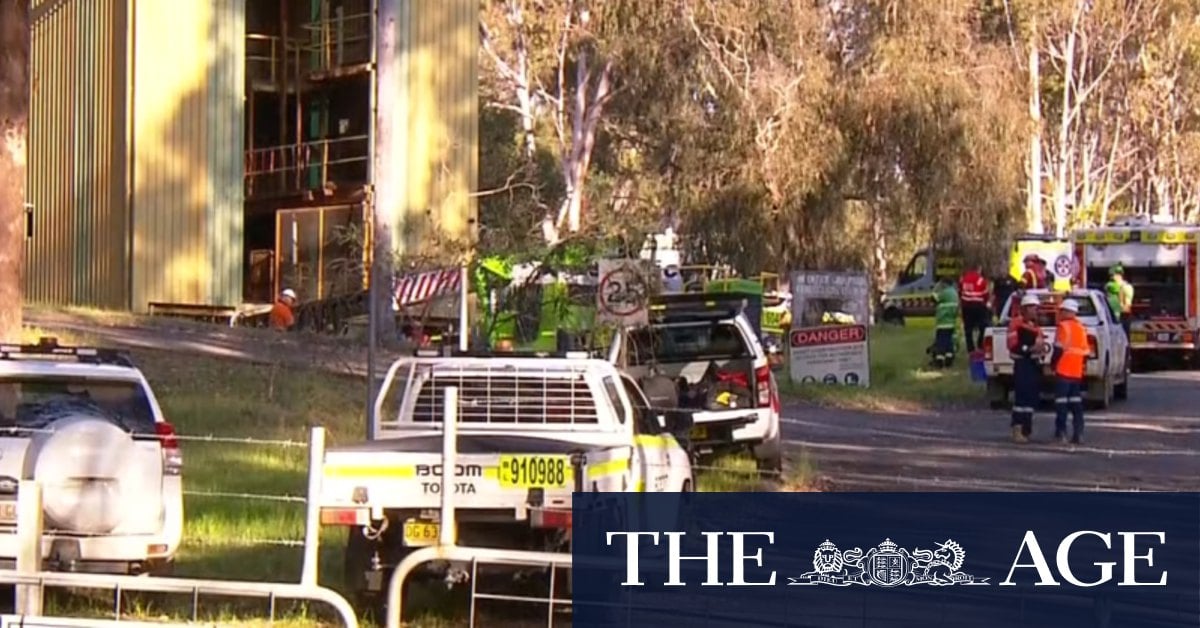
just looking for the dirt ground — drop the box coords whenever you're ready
[783,370,1200,491]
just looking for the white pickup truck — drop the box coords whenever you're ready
[316,352,694,604]
[607,293,784,472]
[982,289,1130,409]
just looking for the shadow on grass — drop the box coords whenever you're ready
[781,325,985,412]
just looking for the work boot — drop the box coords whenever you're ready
[1071,434,1083,445]
[1055,432,1069,445]
[1011,425,1028,444]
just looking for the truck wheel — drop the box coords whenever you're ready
[986,378,1008,410]
[1114,364,1129,401]
[754,431,783,475]
[344,528,387,620]
[882,307,905,326]
[1090,377,1113,410]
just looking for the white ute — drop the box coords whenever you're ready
[607,294,783,472]
[317,351,694,603]
[982,289,1130,409]
[0,337,183,574]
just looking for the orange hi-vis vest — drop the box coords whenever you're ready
[1054,317,1090,379]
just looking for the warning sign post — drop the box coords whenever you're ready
[788,323,871,387]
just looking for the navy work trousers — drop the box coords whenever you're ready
[1011,357,1040,435]
[1054,377,1085,439]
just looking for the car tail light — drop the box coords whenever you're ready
[982,336,993,361]
[531,507,572,529]
[755,365,772,407]
[1087,335,1098,359]
[320,507,368,526]
[156,422,183,476]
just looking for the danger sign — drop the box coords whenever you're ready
[790,325,867,347]
[788,324,870,388]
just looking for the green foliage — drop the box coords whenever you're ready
[476,0,1200,277]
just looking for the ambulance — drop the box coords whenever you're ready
[1071,215,1200,366]
[1009,234,1072,291]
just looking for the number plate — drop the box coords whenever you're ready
[0,501,14,524]
[498,455,569,488]
[1157,333,1172,342]
[690,426,709,441]
[402,520,441,547]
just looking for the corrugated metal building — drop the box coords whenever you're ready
[26,0,478,312]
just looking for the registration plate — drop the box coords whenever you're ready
[402,520,441,547]
[0,501,14,524]
[690,426,709,441]
[499,455,569,488]
[1157,333,1172,342]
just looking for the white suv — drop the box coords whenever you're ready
[0,337,183,574]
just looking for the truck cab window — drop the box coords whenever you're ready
[900,253,928,284]
[620,376,661,435]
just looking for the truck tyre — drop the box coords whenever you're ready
[1114,363,1129,401]
[882,306,905,326]
[344,528,386,620]
[1090,376,1113,410]
[986,378,1008,410]
[754,430,784,475]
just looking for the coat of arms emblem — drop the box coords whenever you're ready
[788,538,990,587]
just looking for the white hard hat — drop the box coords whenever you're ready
[1060,299,1080,313]
[1020,294,1041,307]
[281,288,297,300]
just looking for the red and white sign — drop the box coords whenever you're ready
[788,324,870,387]
[393,268,461,308]
[790,325,867,348]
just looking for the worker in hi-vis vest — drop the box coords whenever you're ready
[1051,299,1091,445]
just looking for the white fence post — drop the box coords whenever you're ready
[16,480,43,615]
[301,427,326,586]
[440,387,458,546]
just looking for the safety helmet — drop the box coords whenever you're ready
[1109,264,1124,277]
[1023,253,1043,264]
[1020,294,1041,308]
[1060,299,1080,313]
[281,288,297,300]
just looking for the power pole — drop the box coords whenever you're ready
[367,0,401,438]
[0,0,30,343]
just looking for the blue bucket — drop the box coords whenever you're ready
[968,351,987,382]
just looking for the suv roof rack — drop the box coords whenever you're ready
[413,347,602,360]
[649,292,752,319]
[0,337,135,367]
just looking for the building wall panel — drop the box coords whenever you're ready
[130,0,245,310]
[391,0,478,257]
[26,0,129,309]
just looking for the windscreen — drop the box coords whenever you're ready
[1086,266,1186,319]
[0,376,155,433]
[626,322,750,365]
[1003,294,1099,327]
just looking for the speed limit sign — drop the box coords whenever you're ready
[597,259,649,326]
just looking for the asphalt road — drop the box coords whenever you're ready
[782,371,1200,491]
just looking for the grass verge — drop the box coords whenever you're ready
[781,324,985,412]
